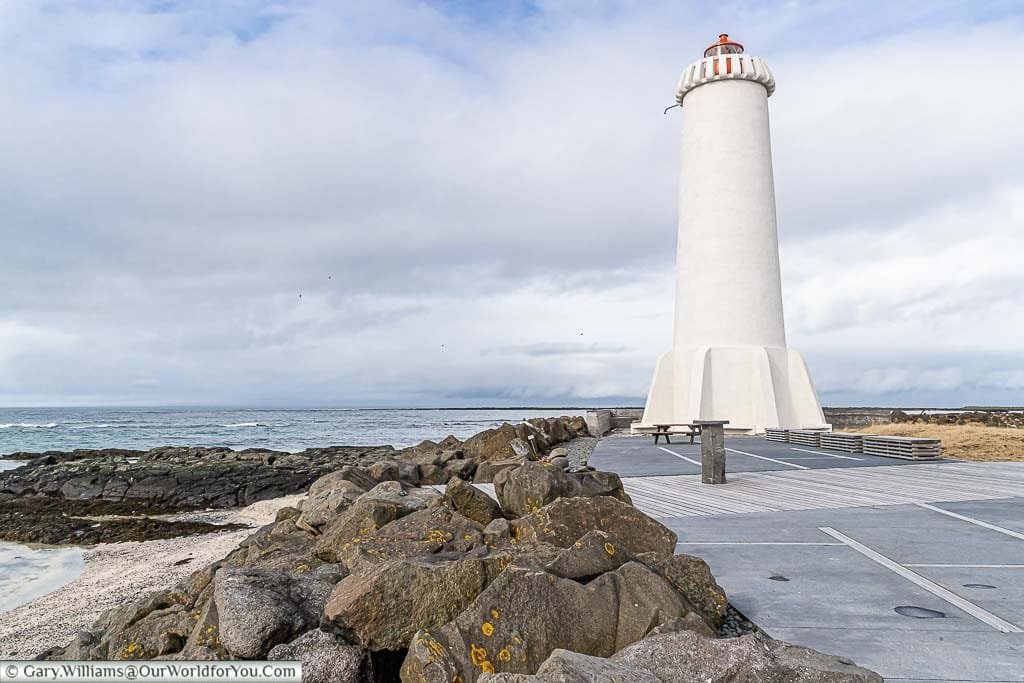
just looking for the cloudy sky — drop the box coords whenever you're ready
[1,0,1022,408]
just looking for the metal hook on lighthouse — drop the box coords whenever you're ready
[663,104,680,114]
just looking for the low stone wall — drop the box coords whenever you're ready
[585,409,644,436]
[823,408,893,430]
[824,407,1024,430]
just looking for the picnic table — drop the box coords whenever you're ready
[651,423,702,445]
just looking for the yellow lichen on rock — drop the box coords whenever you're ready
[481,622,494,637]
[470,643,488,667]
[603,542,616,556]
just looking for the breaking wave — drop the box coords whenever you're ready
[0,423,58,429]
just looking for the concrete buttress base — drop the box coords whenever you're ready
[641,345,826,434]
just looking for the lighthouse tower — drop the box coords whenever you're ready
[642,34,826,434]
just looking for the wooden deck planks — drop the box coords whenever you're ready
[621,462,1024,519]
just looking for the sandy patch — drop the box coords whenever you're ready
[848,423,1024,462]
[0,494,303,660]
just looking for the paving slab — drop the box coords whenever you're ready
[662,499,1024,681]
[767,627,1024,682]
[927,498,1024,534]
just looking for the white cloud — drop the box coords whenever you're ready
[0,2,1021,407]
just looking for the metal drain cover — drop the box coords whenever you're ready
[895,605,946,619]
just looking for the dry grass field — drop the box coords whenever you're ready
[848,423,1024,462]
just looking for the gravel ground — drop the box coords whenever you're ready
[0,494,303,660]
[719,604,758,638]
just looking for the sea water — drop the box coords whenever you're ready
[0,407,583,454]
[0,542,85,614]
[0,407,584,612]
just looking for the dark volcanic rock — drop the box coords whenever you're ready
[473,458,526,484]
[481,648,660,682]
[324,551,511,651]
[635,551,728,630]
[509,496,677,556]
[267,629,368,683]
[444,476,503,526]
[461,424,526,464]
[543,530,632,580]
[461,418,584,467]
[214,567,339,659]
[478,630,881,683]
[400,560,694,681]
[0,493,246,545]
[311,482,440,563]
[337,506,484,570]
[1,444,396,510]
[494,461,631,516]
[1,445,399,543]
[296,479,366,534]
[609,630,883,682]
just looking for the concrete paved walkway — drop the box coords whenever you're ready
[591,434,944,477]
[596,435,1024,681]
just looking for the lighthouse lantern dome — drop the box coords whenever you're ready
[704,33,744,57]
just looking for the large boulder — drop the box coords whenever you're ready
[444,477,503,526]
[323,550,511,651]
[494,462,630,516]
[397,440,444,466]
[87,591,196,660]
[443,458,477,481]
[493,462,563,516]
[232,517,322,573]
[399,560,693,681]
[213,566,340,659]
[473,458,526,484]
[312,483,440,562]
[610,630,882,682]
[543,530,632,580]
[333,465,381,492]
[360,481,441,512]
[267,629,368,683]
[462,424,522,463]
[635,552,727,630]
[338,506,484,570]
[296,479,366,534]
[418,463,449,485]
[510,497,677,556]
[479,630,881,683]
[563,415,589,436]
[480,649,659,682]
[312,497,409,563]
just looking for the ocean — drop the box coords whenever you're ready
[0,406,584,455]
[0,406,585,615]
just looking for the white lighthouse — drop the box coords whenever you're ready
[642,34,827,434]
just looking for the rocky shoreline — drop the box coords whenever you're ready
[0,418,589,545]
[15,417,881,681]
[0,445,396,544]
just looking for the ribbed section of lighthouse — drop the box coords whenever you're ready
[675,53,775,103]
[673,74,786,350]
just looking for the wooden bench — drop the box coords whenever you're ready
[650,423,702,445]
